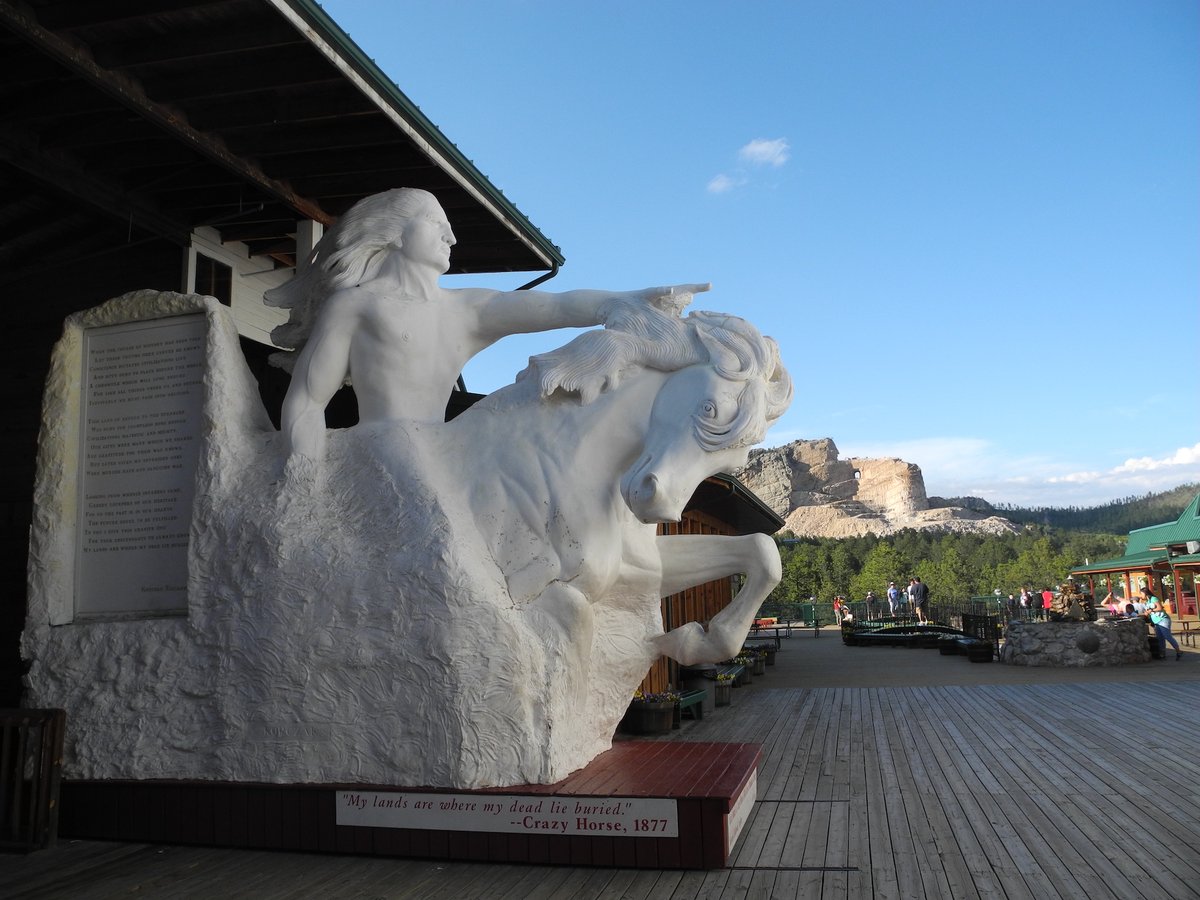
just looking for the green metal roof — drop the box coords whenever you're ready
[1138,492,1200,550]
[1072,493,1200,576]
[1071,550,1165,576]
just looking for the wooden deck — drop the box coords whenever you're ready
[5,637,1200,898]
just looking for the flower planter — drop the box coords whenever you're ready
[752,655,766,676]
[714,682,732,707]
[621,701,675,735]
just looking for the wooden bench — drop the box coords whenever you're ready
[673,688,706,728]
[749,624,791,647]
[954,636,993,662]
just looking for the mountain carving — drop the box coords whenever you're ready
[735,439,1020,538]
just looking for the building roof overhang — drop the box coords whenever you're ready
[687,474,786,536]
[0,0,563,286]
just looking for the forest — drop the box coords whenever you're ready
[761,484,1198,612]
[992,482,1198,533]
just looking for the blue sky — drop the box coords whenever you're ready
[319,0,1198,508]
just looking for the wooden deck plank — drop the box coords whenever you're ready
[937,686,1153,900]
[7,661,1200,900]
[890,687,981,900]
[976,682,1199,890]
[920,697,1044,900]
[843,687,872,900]
[939,684,1192,900]
[753,800,796,867]
[865,688,924,900]
[906,697,1018,900]
[858,689,900,900]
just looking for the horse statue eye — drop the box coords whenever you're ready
[701,401,718,418]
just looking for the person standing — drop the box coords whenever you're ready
[887,581,901,617]
[1143,587,1182,661]
[912,577,930,625]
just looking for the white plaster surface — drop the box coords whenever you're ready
[25,291,791,788]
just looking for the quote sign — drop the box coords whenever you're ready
[336,791,679,838]
[75,315,206,618]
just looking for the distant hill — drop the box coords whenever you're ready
[988,483,1199,534]
[735,439,1019,538]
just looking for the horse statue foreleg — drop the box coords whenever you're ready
[651,532,782,666]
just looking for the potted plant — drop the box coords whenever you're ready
[749,648,768,675]
[714,673,735,707]
[621,689,679,735]
[732,655,754,685]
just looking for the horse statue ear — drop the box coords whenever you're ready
[762,337,794,421]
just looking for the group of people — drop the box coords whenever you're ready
[1006,587,1058,620]
[1103,586,1183,661]
[881,578,930,624]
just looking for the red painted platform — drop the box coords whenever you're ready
[57,741,760,869]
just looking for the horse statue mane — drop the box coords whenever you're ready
[517,308,793,448]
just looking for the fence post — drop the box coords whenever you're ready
[1,708,66,852]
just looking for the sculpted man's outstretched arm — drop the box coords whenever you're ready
[466,282,710,345]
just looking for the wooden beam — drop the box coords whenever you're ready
[0,121,192,246]
[90,21,305,69]
[0,0,334,226]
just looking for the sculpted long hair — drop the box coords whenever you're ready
[265,188,444,351]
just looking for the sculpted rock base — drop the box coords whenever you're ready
[24,291,791,789]
[23,294,647,787]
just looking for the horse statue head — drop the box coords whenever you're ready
[521,308,792,523]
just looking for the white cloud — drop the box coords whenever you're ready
[1111,442,1200,473]
[707,138,790,194]
[706,173,741,194]
[738,138,790,167]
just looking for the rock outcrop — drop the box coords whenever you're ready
[735,439,1020,538]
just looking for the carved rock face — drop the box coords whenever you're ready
[737,438,1019,538]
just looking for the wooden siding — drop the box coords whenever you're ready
[638,511,739,696]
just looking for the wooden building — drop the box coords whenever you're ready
[0,0,779,709]
[643,476,784,695]
[1071,492,1200,616]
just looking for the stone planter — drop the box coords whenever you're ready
[752,655,767,676]
[1001,618,1150,666]
[621,701,675,735]
[714,682,732,707]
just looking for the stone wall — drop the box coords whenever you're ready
[1000,619,1150,667]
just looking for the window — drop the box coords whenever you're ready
[194,254,232,305]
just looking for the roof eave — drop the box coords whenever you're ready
[272,0,565,271]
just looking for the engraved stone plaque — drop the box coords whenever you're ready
[75,315,206,618]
